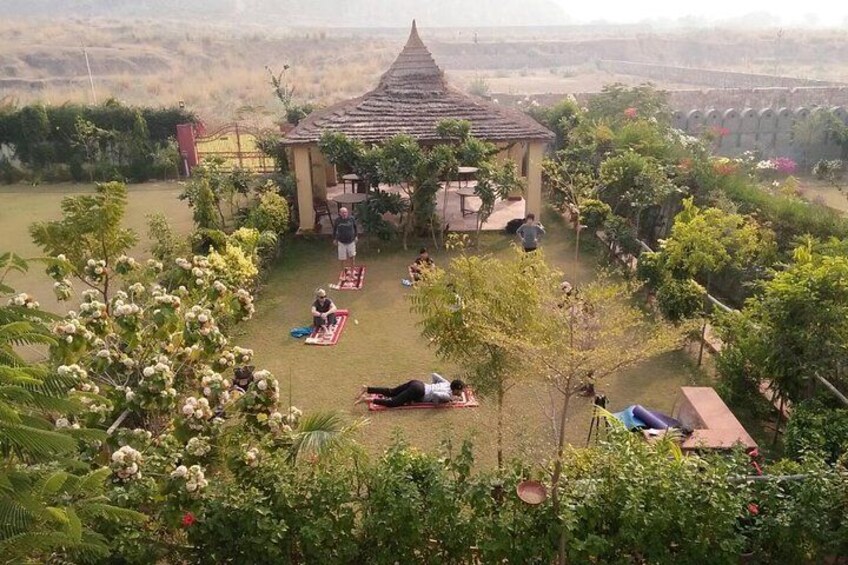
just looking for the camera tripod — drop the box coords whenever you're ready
[585,394,609,446]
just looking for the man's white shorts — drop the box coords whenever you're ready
[337,241,356,260]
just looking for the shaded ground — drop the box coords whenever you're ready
[0,181,193,313]
[240,211,706,466]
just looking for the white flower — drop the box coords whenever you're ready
[171,465,188,478]
[143,366,155,378]
[182,404,194,416]
[55,417,70,429]
[257,380,268,391]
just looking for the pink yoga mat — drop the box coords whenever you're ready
[337,266,365,290]
[367,388,479,411]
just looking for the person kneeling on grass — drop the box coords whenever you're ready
[354,373,465,408]
[408,247,435,282]
[311,288,338,332]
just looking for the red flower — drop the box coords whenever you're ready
[181,512,196,527]
[747,503,759,516]
[623,107,638,119]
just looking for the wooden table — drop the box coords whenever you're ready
[457,166,478,187]
[456,187,478,217]
[341,173,360,194]
[332,192,368,213]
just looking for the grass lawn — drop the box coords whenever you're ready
[0,181,193,313]
[240,210,707,466]
[798,176,848,214]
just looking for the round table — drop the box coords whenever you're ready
[341,173,360,194]
[332,192,368,213]
[457,166,478,187]
[456,187,478,216]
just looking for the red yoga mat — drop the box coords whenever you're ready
[305,309,349,346]
[367,388,479,411]
[337,266,365,290]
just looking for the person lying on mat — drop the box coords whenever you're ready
[354,373,465,408]
[311,288,338,332]
[408,247,435,282]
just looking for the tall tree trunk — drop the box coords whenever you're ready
[552,380,573,565]
[496,387,504,469]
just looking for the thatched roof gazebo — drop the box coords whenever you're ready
[283,21,555,230]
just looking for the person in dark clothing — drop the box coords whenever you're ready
[408,247,435,282]
[354,373,465,408]
[311,288,338,331]
[333,207,358,279]
[516,213,546,252]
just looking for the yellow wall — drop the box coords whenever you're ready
[293,146,314,231]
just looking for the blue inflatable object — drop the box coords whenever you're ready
[289,326,313,338]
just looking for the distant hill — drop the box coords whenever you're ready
[0,0,571,27]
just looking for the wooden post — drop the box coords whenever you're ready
[293,145,314,232]
[235,123,244,169]
[526,142,544,218]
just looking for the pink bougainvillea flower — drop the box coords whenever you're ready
[623,107,638,119]
[747,503,760,516]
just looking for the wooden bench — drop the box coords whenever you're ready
[676,386,757,452]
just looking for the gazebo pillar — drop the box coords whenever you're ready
[293,145,314,232]
[525,142,545,218]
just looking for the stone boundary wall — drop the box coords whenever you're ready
[493,87,848,160]
[597,60,843,89]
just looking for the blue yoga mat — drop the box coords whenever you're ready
[613,405,681,431]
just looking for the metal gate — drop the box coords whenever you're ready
[194,123,274,172]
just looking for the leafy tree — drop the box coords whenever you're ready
[793,110,848,168]
[30,181,138,305]
[812,158,846,190]
[586,83,671,127]
[528,97,581,150]
[655,197,774,363]
[409,246,553,468]
[717,247,848,411]
[486,276,681,564]
[72,116,112,181]
[598,150,674,233]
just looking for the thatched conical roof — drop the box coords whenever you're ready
[282,21,554,146]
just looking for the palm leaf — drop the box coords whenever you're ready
[0,421,77,458]
[76,503,147,524]
[0,531,76,562]
[36,472,69,498]
[77,468,110,495]
[289,411,367,462]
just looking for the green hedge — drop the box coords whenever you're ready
[722,176,848,248]
[0,100,195,182]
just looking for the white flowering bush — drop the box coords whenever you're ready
[243,446,261,467]
[111,445,143,481]
[180,396,216,431]
[238,369,280,421]
[185,436,212,458]
[170,463,208,495]
[7,292,39,309]
[84,258,108,283]
[53,279,74,301]
[114,254,139,275]
[199,369,231,408]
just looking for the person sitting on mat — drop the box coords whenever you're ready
[354,373,465,408]
[408,247,435,282]
[311,288,338,332]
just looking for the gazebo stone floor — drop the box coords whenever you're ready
[317,181,527,233]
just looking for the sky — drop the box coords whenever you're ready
[556,0,847,25]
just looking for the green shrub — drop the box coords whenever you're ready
[784,400,848,463]
[245,192,290,235]
[579,198,611,230]
[635,250,665,289]
[656,277,704,321]
[722,175,848,248]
